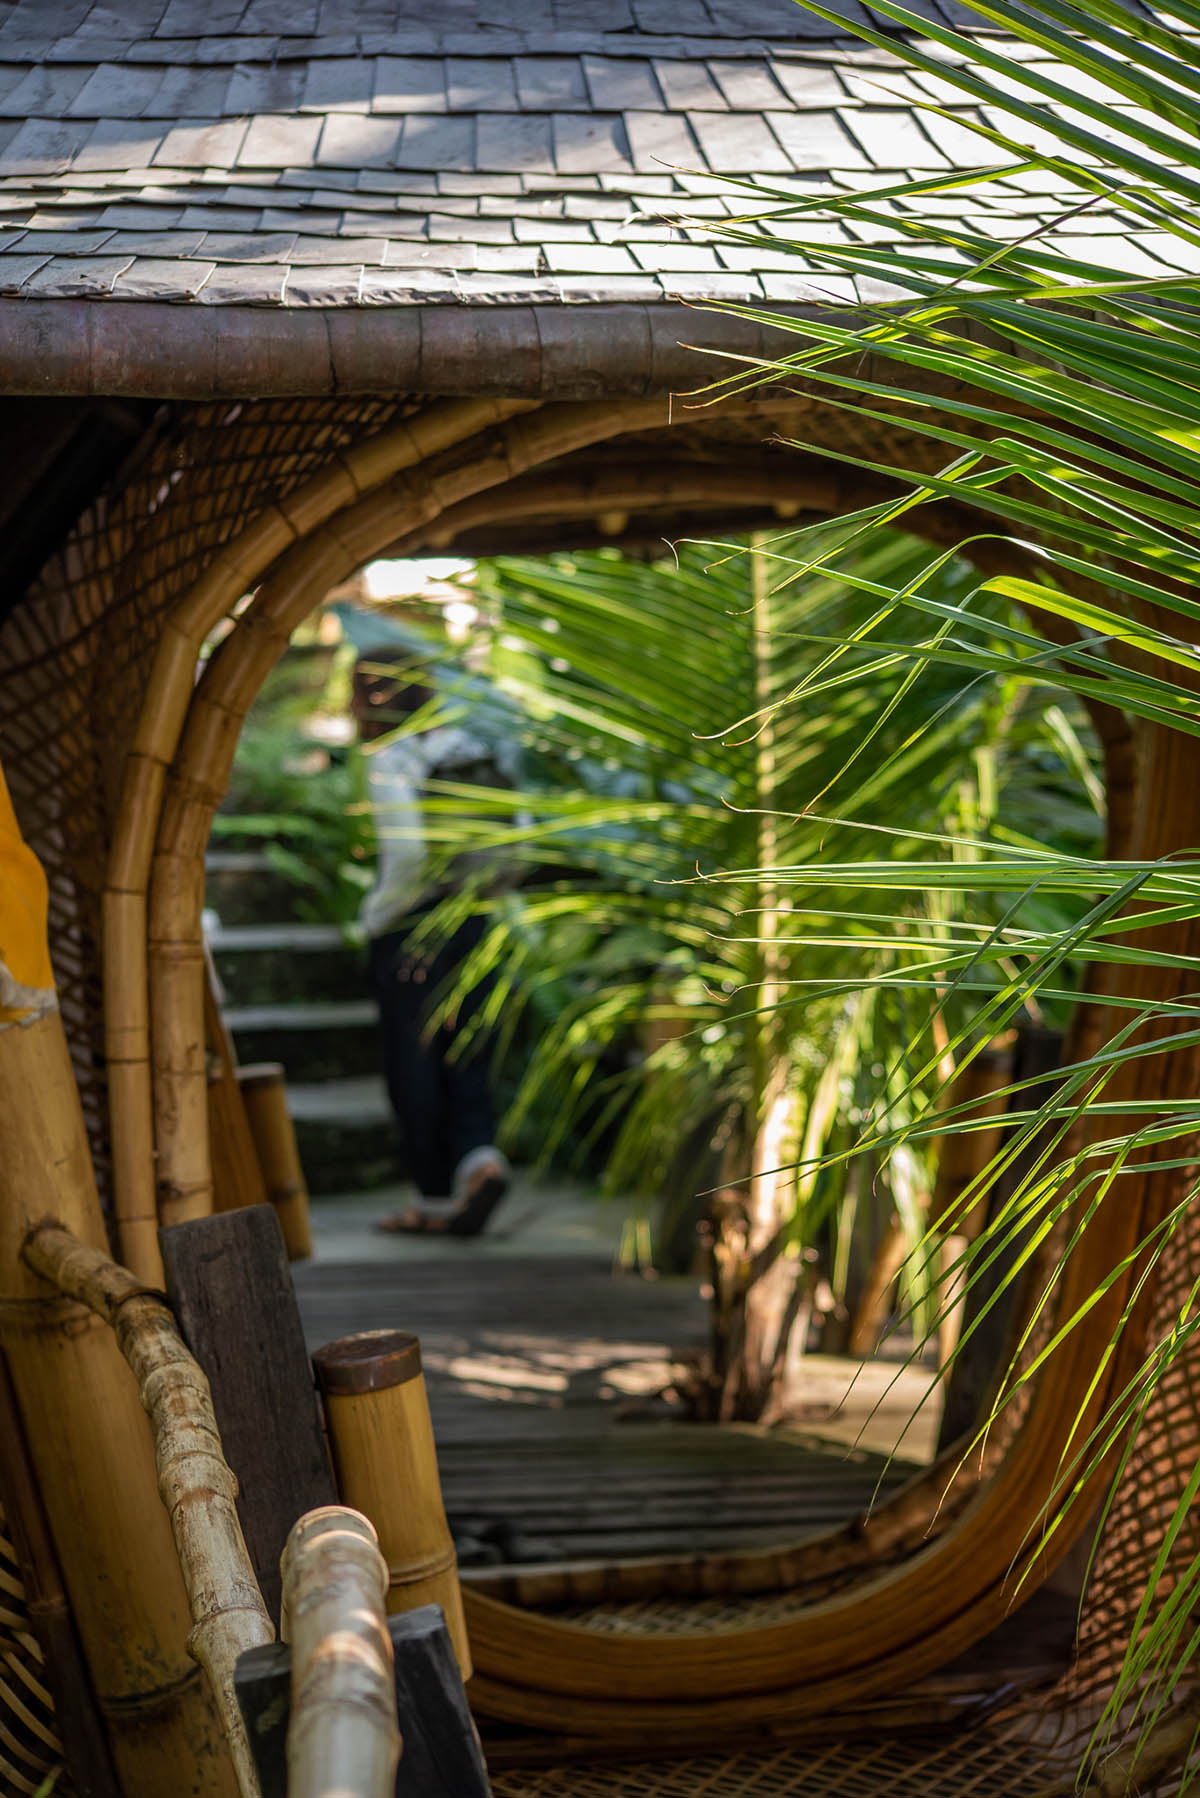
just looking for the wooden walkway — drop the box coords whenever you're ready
[293,1251,919,1568]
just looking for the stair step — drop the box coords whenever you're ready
[210,923,348,952]
[227,1001,377,1033]
[287,1076,391,1126]
[287,1076,398,1194]
[209,922,363,1005]
[205,852,312,926]
[227,1001,380,1082]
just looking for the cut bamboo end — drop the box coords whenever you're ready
[281,1506,399,1798]
[313,1332,471,1678]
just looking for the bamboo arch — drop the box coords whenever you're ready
[101,393,1184,1737]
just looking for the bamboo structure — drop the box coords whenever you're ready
[22,1223,273,1798]
[280,1507,400,1798]
[237,1065,314,1261]
[0,349,1188,1791]
[0,768,240,1797]
[85,393,1162,1738]
[312,1331,471,1678]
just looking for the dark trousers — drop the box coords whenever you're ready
[367,911,498,1199]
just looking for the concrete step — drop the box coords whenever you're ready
[287,1075,398,1195]
[209,920,363,1006]
[226,999,380,1082]
[204,850,315,926]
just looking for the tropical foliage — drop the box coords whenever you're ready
[393,533,1101,1415]
[686,0,1200,1776]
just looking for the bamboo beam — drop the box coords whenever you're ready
[22,1223,273,1798]
[280,1508,399,1798]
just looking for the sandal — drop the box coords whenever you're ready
[375,1206,451,1235]
[444,1148,511,1239]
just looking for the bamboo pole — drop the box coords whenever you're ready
[312,1332,471,1678]
[203,953,270,1220]
[280,1507,399,1798]
[236,1065,314,1260]
[0,768,239,1796]
[22,1223,273,1798]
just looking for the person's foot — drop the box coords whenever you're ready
[375,1206,450,1235]
[373,1154,510,1237]
[444,1147,511,1238]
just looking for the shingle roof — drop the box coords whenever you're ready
[0,0,1192,313]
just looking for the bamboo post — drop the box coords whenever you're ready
[203,954,270,1219]
[23,1223,274,1798]
[0,1352,121,1798]
[236,1065,314,1261]
[0,764,241,1795]
[312,1332,471,1678]
[280,1507,400,1798]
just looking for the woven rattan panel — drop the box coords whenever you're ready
[0,1507,69,1797]
[489,1733,1039,1797]
[0,396,405,1229]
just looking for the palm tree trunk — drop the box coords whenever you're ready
[714,544,808,1422]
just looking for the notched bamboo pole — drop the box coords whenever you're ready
[281,1507,400,1798]
[22,1223,273,1798]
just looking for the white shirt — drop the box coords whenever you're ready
[360,725,497,939]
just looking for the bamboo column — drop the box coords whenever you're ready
[313,1332,471,1677]
[280,1507,400,1798]
[0,766,240,1796]
[23,1223,273,1798]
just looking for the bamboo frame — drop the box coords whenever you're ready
[106,398,539,1282]
[22,1222,273,1798]
[95,385,1177,1738]
[0,1006,238,1797]
[280,1507,399,1798]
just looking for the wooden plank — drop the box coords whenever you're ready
[161,1206,337,1628]
[389,1606,491,1798]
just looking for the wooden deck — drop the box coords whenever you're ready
[292,1251,921,1568]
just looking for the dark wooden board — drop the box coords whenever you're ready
[161,1206,337,1627]
[235,1606,490,1798]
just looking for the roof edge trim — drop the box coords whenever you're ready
[0,300,834,401]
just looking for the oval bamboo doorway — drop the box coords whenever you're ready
[86,390,1182,1743]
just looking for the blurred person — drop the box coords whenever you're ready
[354,649,511,1236]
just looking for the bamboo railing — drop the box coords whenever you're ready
[281,1508,400,1798]
[21,1223,273,1798]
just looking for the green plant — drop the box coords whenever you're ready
[406,535,1100,1419]
[688,0,1200,1777]
[211,644,375,931]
